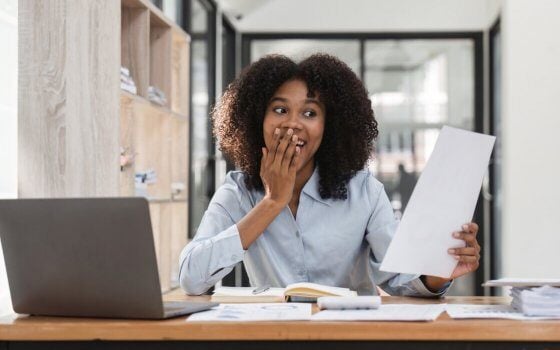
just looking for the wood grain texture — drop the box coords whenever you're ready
[150,23,172,107]
[158,202,172,292]
[119,93,136,196]
[121,6,149,97]
[171,29,190,116]
[1,297,560,341]
[149,202,172,292]
[132,100,172,199]
[170,202,188,288]
[19,0,120,198]
[170,116,188,201]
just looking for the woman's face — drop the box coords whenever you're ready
[263,79,325,174]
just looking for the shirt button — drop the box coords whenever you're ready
[295,231,300,237]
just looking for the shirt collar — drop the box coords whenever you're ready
[302,167,331,206]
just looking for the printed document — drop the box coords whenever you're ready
[446,304,560,320]
[380,126,496,278]
[311,304,446,321]
[186,303,312,322]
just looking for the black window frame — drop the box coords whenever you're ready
[242,31,485,295]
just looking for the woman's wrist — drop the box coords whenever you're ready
[422,275,452,293]
[261,195,287,212]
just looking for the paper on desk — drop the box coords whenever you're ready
[311,304,446,322]
[380,126,496,278]
[186,303,312,322]
[483,278,560,287]
[446,304,560,320]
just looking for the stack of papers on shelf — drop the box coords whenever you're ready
[511,286,560,317]
[211,282,357,303]
[148,85,167,106]
[120,66,137,94]
[135,169,157,198]
[135,169,157,185]
[187,303,312,322]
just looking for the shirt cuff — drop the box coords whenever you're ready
[411,275,452,297]
[207,224,246,276]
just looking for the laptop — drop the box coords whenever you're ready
[0,197,217,319]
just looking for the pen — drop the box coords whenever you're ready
[252,285,270,295]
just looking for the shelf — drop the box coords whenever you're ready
[119,0,190,293]
[121,91,188,120]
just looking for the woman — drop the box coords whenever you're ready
[179,53,480,296]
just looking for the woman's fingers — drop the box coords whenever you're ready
[453,255,479,263]
[260,147,268,174]
[290,146,300,172]
[273,128,293,165]
[464,222,479,234]
[448,247,480,256]
[281,135,298,171]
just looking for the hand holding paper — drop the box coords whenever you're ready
[380,126,495,278]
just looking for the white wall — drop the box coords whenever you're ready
[0,0,17,316]
[235,0,490,32]
[501,0,560,278]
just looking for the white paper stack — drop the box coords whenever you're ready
[120,66,137,94]
[148,85,167,106]
[510,286,560,317]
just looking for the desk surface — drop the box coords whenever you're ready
[1,291,559,342]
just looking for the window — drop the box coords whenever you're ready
[244,33,483,295]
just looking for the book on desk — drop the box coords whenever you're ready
[211,282,357,303]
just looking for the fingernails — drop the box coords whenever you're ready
[462,224,469,231]
[274,128,280,135]
[453,232,460,238]
[292,135,298,142]
[453,255,460,260]
[295,146,300,153]
[448,248,455,254]
[287,128,294,135]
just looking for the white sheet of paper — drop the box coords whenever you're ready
[186,303,312,322]
[446,304,560,320]
[213,286,285,297]
[483,278,560,287]
[380,126,496,278]
[311,304,446,322]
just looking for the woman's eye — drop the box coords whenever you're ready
[303,110,316,118]
[273,107,287,114]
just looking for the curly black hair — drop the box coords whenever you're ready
[212,53,378,200]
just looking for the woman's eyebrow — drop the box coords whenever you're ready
[269,97,288,104]
[269,96,321,107]
[304,98,321,106]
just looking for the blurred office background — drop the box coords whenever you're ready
[2,0,560,314]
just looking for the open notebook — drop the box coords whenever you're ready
[211,282,357,303]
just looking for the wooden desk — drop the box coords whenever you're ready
[1,291,559,350]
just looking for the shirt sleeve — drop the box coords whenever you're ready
[364,173,451,297]
[178,173,247,295]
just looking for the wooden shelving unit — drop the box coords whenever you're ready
[120,0,190,291]
[19,0,189,293]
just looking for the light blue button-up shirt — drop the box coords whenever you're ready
[179,168,449,297]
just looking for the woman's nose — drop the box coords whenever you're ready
[280,112,303,130]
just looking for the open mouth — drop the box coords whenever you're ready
[296,140,307,148]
